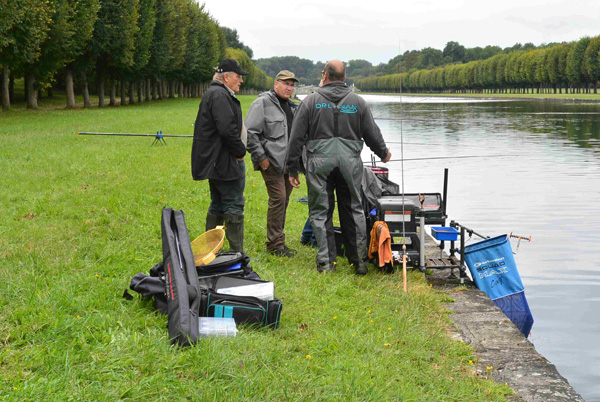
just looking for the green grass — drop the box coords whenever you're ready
[0,97,511,400]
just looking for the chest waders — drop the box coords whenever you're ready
[307,91,368,274]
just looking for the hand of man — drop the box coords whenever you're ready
[237,157,244,162]
[289,175,301,189]
[258,158,270,171]
[381,149,392,163]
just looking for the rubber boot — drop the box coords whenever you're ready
[205,212,224,231]
[224,213,244,252]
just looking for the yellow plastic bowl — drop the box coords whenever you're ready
[191,227,225,266]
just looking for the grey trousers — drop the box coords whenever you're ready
[306,138,366,267]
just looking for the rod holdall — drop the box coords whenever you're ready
[161,207,201,346]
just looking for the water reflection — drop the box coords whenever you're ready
[363,96,600,401]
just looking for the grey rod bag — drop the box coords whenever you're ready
[161,207,201,346]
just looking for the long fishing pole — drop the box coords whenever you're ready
[397,61,408,293]
[364,154,513,164]
[78,132,192,138]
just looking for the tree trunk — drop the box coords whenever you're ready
[120,80,127,105]
[98,70,105,107]
[168,80,175,98]
[65,69,76,109]
[109,80,116,106]
[145,78,150,101]
[151,78,156,101]
[2,64,9,110]
[137,80,143,103]
[9,73,14,103]
[82,74,91,108]
[179,81,184,98]
[128,81,135,104]
[26,71,38,109]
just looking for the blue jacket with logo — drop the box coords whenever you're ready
[286,81,387,176]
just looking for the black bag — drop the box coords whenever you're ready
[198,276,283,328]
[161,207,201,346]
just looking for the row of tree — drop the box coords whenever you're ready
[0,0,271,110]
[355,36,600,94]
[254,41,560,86]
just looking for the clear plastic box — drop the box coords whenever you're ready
[198,317,238,338]
[216,282,274,301]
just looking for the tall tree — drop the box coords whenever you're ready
[129,0,156,103]
[582,35,600,93]
[90,0,139,107]
[0,0,51,109]
[547,43,569,93]
[221,26,253,59]
[566,37,591,92]
[414,47,443,70]
[443,41,466,63]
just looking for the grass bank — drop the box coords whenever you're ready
[0,97,511,400]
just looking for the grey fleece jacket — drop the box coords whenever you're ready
[286,81,388,176]
[245,89,298,173]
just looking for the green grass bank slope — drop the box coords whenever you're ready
[0,98,511,400]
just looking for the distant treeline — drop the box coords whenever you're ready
[0,0,273,110]
[355,36,600,94]
[254,41,562,87]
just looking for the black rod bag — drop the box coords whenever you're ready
[161,207,201,346]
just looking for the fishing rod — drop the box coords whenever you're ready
[374,117,469,123]
[364,154,512,164]
[78,131,193,145]
[78,131,192,138]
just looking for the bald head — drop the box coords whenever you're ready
[323,60,346,83]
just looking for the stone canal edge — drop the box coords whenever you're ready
[423,238,584,402]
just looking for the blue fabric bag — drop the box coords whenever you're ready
[464,234,533,337]
[463,234,524,300]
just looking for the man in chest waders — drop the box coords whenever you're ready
[286,60,391,274]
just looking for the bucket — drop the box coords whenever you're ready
[463,234,524,300]
[191,227,225,266]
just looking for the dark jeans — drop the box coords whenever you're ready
[301,217,317,246]
[208,160,245,216]
[260,164,293,252]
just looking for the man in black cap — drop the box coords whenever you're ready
[246,70,299,257]
[191,58,249,252]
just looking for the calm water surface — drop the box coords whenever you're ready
[359,94,600,401]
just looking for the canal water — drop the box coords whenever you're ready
[359,94,600,401]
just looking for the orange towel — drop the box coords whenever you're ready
[369,221,393,267]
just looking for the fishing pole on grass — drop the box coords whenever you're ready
[78,131,193,145]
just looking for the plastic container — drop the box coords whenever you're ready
[216,282,274,301]
[198,317,238,338]
[431,226,459,241]
[191,226,225,266]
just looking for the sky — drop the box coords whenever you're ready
[198,0,600,66]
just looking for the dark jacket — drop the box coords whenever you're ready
[286,81,388,175]
[245,89,298,173]
[191,80,246,181]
